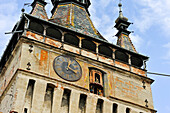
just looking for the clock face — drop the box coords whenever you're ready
[53,55,82,81]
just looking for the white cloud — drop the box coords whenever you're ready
[0,0,20,57]
[133,0,170,35]
[130,34,143,51]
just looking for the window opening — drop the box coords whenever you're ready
[24,108,28,113]
[131,56,143,67]
[126,108,130,113]
[61,89,71,113]
[115,50,128,63]
[78,94,87,113]
[64,33,79,47]
[113,103,118,113]
[99,45,113,58]
[24,80,35,113]
[42,84,54,113]
[46,27,62,40]
[29,21,44,34]
[96,99,103,113]
[82,39,96,52]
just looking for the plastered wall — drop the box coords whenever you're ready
[19,41,154,109]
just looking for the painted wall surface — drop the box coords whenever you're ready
[25,30,146,77]
[0,46,21,96]
[19,42,154,109]
[0,79,17,113]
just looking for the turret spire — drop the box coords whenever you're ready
[30,0,48,20]
[114,0,137,52]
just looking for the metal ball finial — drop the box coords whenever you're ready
[21,8,25,13]
[118,3,122,7]
[118,0,122,11]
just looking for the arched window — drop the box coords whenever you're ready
[46,27,62,40]
[126,108,131,113]
[113,103,118,113]
[96,99,103,113]
[82,39,96,52]
[131,56,143,67]
[115,50,128,63]
[99,45,113,58]
[64,33,79,47]
[29,21,44,34]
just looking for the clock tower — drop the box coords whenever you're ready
[0,0,156,113]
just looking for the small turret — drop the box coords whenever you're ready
[115,0,137,52]
[30,0,48,20]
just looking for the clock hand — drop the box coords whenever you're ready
[68,66,78,74]
[66,58,71,71]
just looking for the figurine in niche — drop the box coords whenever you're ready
[90,85,94,93]
[98,89,102,96]
[95,75,100,83]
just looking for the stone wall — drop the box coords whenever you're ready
[2,72,154,113]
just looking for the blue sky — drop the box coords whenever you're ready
[0,0,170,112]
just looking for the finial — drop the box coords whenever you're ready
[118,0,122,11]
[21,8,25,13]
[118,0,123,18]
[116,0,128,22]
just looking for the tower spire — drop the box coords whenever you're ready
[114,0,137,52]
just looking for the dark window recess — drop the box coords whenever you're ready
[113,103,118,113]
[29,21,44,34]
[24,80,35,113]
[99,45,113,58]
[96,99,103,113]
[79,94,87,113]
[89,70,103,96]
[82,39,96,52]
[46,27,62,40]
[61,89,71,113]
[115,50,128,63]
[126,108,130,113]
[43,84,54,113]
[131,56,143,67]
[24,108,28,113]
[64,33,79,46]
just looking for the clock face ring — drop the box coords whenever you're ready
[53,55,82,81]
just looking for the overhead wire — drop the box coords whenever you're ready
[147,72,170,77]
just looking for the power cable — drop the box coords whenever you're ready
[147,72,170,77]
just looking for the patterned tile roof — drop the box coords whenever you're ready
[49,3,107,41]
